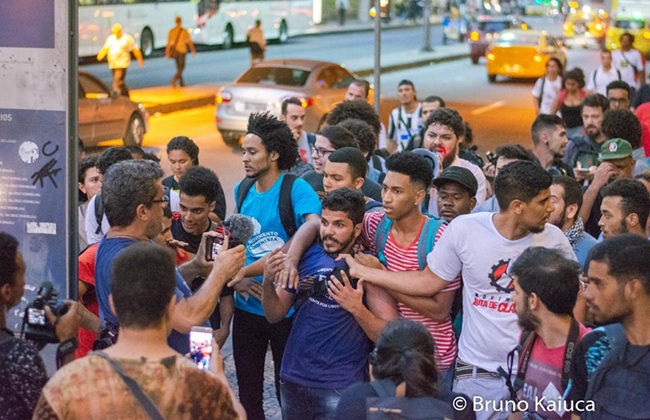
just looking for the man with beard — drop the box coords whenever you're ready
[549,176,598,269]
[342,161,576,420]
[508,247,590,420]
[564,94,609,176]
[261,188,397,419]
[598,178,650,239]
[422,108,487,216]
[579,138,635,237]
[531,114,574,177]
[566,235,650,419]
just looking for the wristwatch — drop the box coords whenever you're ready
[56,338,79,368]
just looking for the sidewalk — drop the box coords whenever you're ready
[131,19,468,114]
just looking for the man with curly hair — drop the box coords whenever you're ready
[231,112,321,420]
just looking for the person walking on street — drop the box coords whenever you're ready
[247,20,266,66]
[336,0,349,26]
[165,17,196,88]
[96,24,144,97]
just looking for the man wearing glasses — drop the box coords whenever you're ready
[94,160,245,354]
[606,80,632,110]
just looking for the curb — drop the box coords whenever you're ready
[355,51,470,77]
[144,96,216,115]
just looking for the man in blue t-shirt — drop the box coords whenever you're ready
[229,112,321,420]
[262,188,397,420]
[94,160,245,354]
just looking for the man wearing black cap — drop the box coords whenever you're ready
[433,166,478,224]
[387,80,423,154]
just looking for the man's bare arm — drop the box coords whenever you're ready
[390,289,456,322]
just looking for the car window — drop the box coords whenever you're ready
[615,19,644,30]
[479,21,508,32]
[547,37,559,48]
[496,32,539,46]
[238,67,310,87]
[79,74,110,99]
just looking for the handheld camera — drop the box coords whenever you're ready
[22,281,67,343]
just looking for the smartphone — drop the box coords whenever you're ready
[574,168,591,174]
[189,326,213,371]
[204,225,227,261]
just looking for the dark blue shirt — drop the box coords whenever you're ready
[95,237,193,354]
[280,243,371,389]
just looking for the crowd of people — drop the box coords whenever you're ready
[2,62,650,420]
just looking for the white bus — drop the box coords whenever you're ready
[78,0,196,57]
[190,0,316,49]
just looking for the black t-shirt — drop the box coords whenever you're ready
[334,381,475,420]
[162,175,227,221]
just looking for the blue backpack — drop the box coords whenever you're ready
[374,215,445,270]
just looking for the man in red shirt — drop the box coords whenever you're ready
[508,247,590,420]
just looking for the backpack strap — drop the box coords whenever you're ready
[279,174,298,238]
[603,323,626,350]
[94,193,104,235]
[416,217,444,270]
[617,69,622,80]
[370,379,397,398]
[236,177,256,213]
[373,215,392,267]
[93,352,164,420]
[538,77,546,108]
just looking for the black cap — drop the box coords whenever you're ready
[432,166,478,197]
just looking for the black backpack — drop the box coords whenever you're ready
[366,379,456,420]
[236,174,298,237]
[583,325,650,419]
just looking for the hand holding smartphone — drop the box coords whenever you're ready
[204,225,228,262]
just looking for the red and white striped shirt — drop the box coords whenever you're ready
[361,212,459,370]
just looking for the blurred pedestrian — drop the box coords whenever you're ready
[612,33,644,91]
[551,68,587,139]
[247,20,266,66]
[532,57,563,115]
[586,49,622,96]
[96,24,143,97]
[165,16,196,87]
[336,0,349,26]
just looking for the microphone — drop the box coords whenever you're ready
[223,214,255,248]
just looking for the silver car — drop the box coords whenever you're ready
[215,59,355,145]
[78,71,148,147]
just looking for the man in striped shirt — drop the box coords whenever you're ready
[357,152,459,392]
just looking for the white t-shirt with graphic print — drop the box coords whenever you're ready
[426,212,575,372]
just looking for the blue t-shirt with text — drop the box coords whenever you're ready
[234,174,321,316]
[280,243,371,389]
[95,237,193,354]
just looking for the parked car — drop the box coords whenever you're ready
[468,15,528,64]
[486,29,566,82]
[78,71,148,147]
[215,59,356,146]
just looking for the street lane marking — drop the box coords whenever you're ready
[471,100,506,116]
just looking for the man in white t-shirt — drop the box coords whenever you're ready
[532,58,563,115]
[611,33,645,89]
[387,80,423,153]
[586,49,622,96]
[342,161,576,420]
[96,24,144,97]
[421,108,487,215]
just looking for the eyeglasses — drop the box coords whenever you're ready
[151,195,169,208]
[608,97,629,104]
[311,145,335,158]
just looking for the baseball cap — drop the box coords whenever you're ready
[599,138,633,161]
[432,166,478,197]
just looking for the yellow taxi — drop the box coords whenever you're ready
[563,10,607,48]
[486,29,567,82]
[605,18,650,55]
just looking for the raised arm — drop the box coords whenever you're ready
[261,249,295,323]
